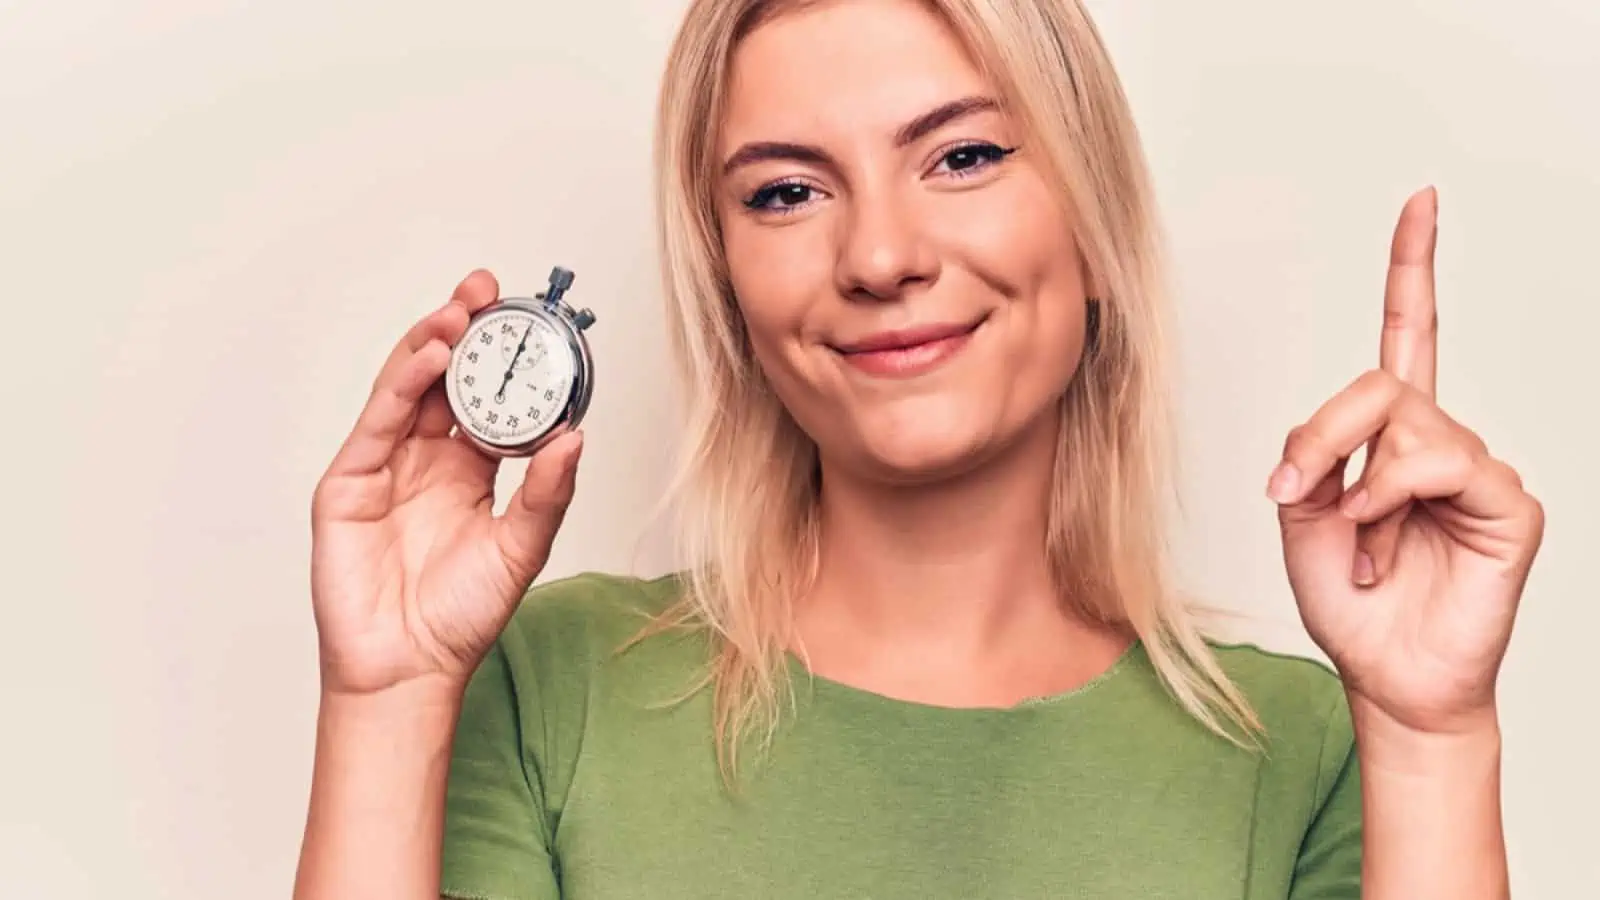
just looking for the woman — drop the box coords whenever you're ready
[294,0,1544,897]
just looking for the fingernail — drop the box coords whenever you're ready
[1353,552,1376,587]
[565,431,585,469]
[1267,462,1300,503]
[1341,488,1368,519]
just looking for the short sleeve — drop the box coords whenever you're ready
[440,636,560,900]
[1288,692,1363,899]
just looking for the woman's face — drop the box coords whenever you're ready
[716,0,1091,485]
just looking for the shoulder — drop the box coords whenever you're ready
[503,569,685,641]
[494,569,690,678]
[1209,640,1347,722]
[1207,640,1356,796]
[446,572,693,875]
[1207,642,1364,880]
[465,570,701,810]
[1125,638,1352,767]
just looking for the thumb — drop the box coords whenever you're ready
[493,429,585,585]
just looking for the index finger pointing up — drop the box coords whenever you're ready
[1381,186,1440,397]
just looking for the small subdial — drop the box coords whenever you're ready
[500,328,547,370]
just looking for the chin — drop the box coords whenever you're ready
[839,404,1006,486]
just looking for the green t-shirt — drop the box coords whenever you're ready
[441,572,1361,899]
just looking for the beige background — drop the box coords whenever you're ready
[2,1,1595,897]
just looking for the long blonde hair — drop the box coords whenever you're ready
[648,0,1262,779]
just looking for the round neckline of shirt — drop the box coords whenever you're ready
[783,638,1148,719]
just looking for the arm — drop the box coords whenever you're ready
[293,678,466,900]
[1353,701,1508,900]
[294,629,562,900]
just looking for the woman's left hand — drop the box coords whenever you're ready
[1270,187,1545,738]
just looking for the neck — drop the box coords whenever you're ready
[802,409,1068,655]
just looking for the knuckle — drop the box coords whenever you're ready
[1493,459,1537,515]
[309,477,346,524]
[1281,423,1321,460]
[1498,459,1525,491]
[1457,423,1491,459]
[1443,444,1477,482]
[1526,495,1547,531]
[1353,367,1400,398]
[1383,307,1438,334]
[1380,419,1421,457]
[1507,490,1548,549]
[1478,453,1508,477]
[522,486,575,518]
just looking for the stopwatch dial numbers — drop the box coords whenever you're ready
[499,323,545,370]
[452,312,575,447]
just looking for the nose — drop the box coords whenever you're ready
[833,186,939,303]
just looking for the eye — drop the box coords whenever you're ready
[930,142,1018,179]
[743,180,821,214]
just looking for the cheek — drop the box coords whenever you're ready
[970,170,1084,289]
[722,214,833,386]
[943,172,1091,383]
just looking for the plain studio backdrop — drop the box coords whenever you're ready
[1,1,1595,897]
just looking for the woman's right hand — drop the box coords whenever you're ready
[308,269,585,697]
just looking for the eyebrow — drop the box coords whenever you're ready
[719,94,1002,176]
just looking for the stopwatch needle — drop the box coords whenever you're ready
[495,323,536,403]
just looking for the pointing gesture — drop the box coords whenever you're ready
[1269,188,1544,737]
[1359,189,1440,585]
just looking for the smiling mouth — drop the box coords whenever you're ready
[829,316,987,378]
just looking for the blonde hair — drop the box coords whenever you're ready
[647,0,1262,779]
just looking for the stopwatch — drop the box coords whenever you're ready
[445,266,596,458]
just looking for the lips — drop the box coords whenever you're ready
[829,316,986,378]
[831,320,982,354]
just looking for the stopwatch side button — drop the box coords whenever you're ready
[546,266,576,303]
[573,308,596,330]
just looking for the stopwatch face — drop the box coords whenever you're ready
[447,305,577,450]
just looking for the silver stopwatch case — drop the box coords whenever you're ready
[445,267,595,459]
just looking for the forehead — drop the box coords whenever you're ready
[720,0,992,148]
